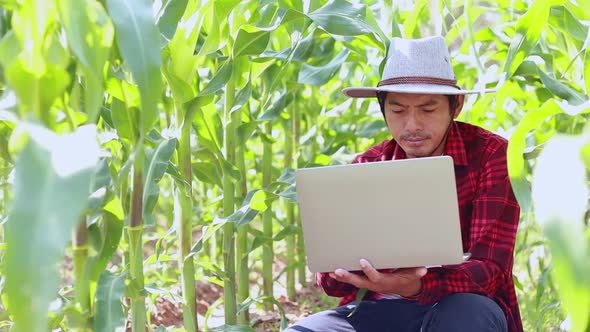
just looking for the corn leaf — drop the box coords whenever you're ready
[94,271,127,332]
[157,0,189,40]
[106,0,162,133]
[143,138,177,216]
[297,49,350,86]
[504,0,550,77]
[307,0,373,37]
[4,124,98,332]
[58,0,113,122]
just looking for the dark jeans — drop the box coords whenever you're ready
[285,293,507,332]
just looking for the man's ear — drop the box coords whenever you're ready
[453,95,465,119]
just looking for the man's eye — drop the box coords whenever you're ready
[423,109,435,113]
[390,109,403,114]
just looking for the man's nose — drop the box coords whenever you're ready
[405,111,423,132]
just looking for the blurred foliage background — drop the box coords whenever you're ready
[0,0,588,331]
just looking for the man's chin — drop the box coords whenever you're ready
[403,147,432,159]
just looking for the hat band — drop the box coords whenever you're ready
[378,76,460,89]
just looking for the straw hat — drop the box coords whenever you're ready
[342,36,495,98]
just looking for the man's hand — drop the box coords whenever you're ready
[329,259,427,297]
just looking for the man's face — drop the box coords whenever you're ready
[383,92,463,158]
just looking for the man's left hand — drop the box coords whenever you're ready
[329,259,427,297]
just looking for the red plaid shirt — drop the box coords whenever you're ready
[317,121,522,332]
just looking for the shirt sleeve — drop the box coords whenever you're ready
[316,272,359,297]
[418,141,520,304]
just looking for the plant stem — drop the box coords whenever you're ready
[283,107,296,301]
[72,217,90,330]
[177,103,198,332]
[129,144,146,332]
[223,67,237,326]
[293,99,307,287]
[262,121,273,311]
[67,89,91,329]
[235,105,250,325]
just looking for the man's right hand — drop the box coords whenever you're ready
[329,259,427,297]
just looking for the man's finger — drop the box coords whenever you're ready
[359,259,381,282]
[331,268,368,288]
[395,267,427,279]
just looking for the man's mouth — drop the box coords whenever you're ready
[404,137,428,146]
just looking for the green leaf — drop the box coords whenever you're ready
[233,25,271,58]
[161,2,200,102]
[211,325,255,332]
[278,185,297,202]
[536,68,587,105]
[103,195,125,221]
[88,211,124,282]
[504,0,551,77]
[347,288,368,317]
[191,222,225,254]
[257,91,294,121]
[94,271,127,332]
[248,230,271,252]
[307,0,374,36]
[193,161,223,188]
[109,97,134,140]
[250,190,279,211]
[143,138,177,215]
[200,61,233,96]
[231,205,260,228]
[157,0,188,40]
[0,31,21,68]
[507,101,558,214]
[297,49,350,86]
[231,80,252,114]
[196,1,234,56]
[4,124,99,332]
[507,100,590,214]
[87,160,111,213]
[548,6,588,42]
[193,102,223,156]
[237,121,258,143]
[166,160,191,189]
[58,0,114,123]
[93,158,112,190]
[357,120,385,138]
[236,295,288,329]
[545,222,590,332]
[533,135,590,332]
[5,59,70,118]
[276,168,295,185]
[106,0,163,133]
[273,224,298,242]
[402,0,428,38]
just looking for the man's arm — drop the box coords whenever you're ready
[418,142,519,304]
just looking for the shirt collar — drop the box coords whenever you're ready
[392,121,468,166]
[444,121,468,166]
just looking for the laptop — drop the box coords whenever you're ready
[295,156,465,273]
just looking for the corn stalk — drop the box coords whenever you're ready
[176,103,198,332]
[262,121,274,311]
[223,65,237,325]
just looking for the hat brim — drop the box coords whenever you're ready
[342,84,496,98]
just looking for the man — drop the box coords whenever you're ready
[286,36,522,332]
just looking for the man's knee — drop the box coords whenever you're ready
[421,293,507,332]
[284,309,355,332]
